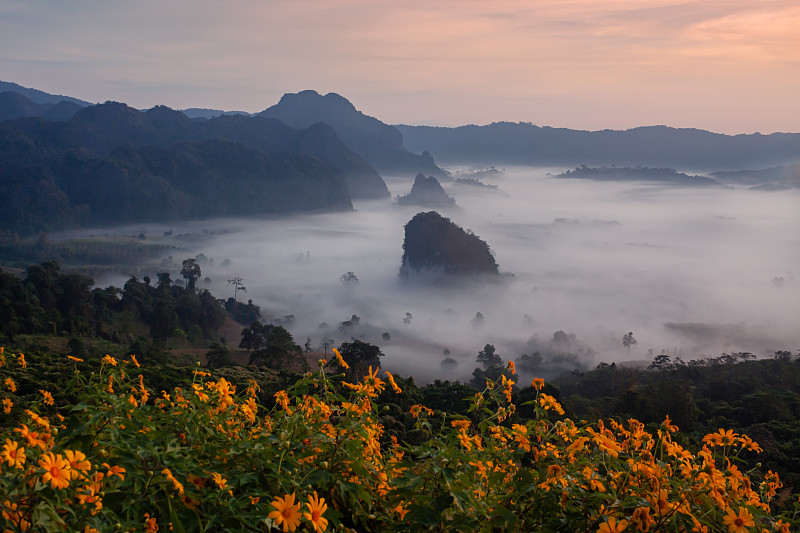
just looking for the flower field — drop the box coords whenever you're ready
[0,347,797,532]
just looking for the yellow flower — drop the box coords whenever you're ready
[162,468,185,495]
[2,398,12,414]
[630,507,652,532]
[385,371,402,394]
[4,377,16,393]
[538,394,565,415]
[103,463,126,481]
[211,472,228,490]
[40,390,55,406]
[268,493,302,532]
[723,507,754,533]
[65,449,92,479]
[67,355,84,363]
[39,452,72,489]
[332,348,349,369]
[598,517,629,533]
[507,360,516,375]
[129,354,140,367]
[1,439,26,469]
[144,513,159,532]
[17,353,26,368]
[275,389,291,411]
[303,491,328,533]
[532,377,545,390]
[101,354,118,366]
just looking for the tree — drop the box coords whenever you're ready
[648,354,672,371]
[227,277,246,301]
[339,271,360,287]
[240,322,302,369]
[180,259,201,291]
[476,344,501,369]
[622,332,637,352]
[337,340,384,379]
[157,272,173,290]
[206,343,234,369]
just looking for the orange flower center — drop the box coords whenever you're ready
[50,466,62,478]
[735,518,744,526]
[281,508,292,519]
[311,510,321,521]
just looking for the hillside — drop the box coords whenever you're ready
[399,211,499,280]
[397,122,800,171]
[0,101,399,234]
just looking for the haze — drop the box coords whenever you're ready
[2,0,799,133]
[76,168,799,383]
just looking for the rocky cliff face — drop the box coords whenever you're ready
[399,211,499,280]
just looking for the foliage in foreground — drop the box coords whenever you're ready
[0,347,798,532]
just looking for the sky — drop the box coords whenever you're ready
[1,0,798,134]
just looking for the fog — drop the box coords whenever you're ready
[87,167,800,383]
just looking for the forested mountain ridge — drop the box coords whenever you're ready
[397,122,800,170]
[0,101,395,235]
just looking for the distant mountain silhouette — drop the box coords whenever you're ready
[558,166,724,187]
[0,81,91,107]
[711,164,800,189]
[259,90,446,178]
[397,122,800,171]
[0,91,84,121]
[180,108,252,120]
[399,211,498,280]
[397,174,455,207]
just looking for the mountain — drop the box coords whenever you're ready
[557,166,724,187]
[180,108,252,120]
[396,123,800,171]
[397,174,455,206]
[0,91,84,121]
[259,90,446,178]
[710,164,800,189]
[0,81,91,107]
[0,102,383,234]
[399,211,499,280]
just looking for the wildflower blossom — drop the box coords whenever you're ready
[40,389,55,405]
[332,347,349,369]
[103,463,126,480]
[101,355,118,366]
[538,394,565,415]
[67,355,84,363]
[304,491,329,533]
[17,352,26,368]
[162,468,185,495]
[598,517,629,533]
[723,507,754,533]
[532,377,545,390]
[211,472,228,490]
[2,398,11,414]
[39,452,72,489]
[268,493,302,532]
[64,449,91,479]
[4,377,16,392]
[144,513,158,532]
[1,439,26,468]
[385,371,402,394]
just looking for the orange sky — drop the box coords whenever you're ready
[1,0,798,133]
